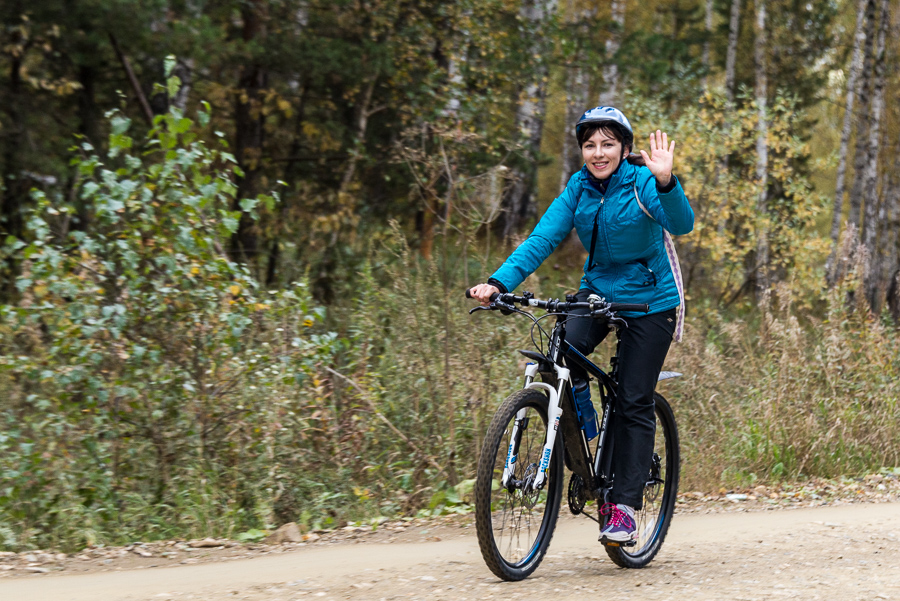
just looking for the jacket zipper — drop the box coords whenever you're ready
[587,196,604,270]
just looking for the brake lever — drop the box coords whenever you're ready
[608,316,628,329]
[468,305,492,315]
[494,300,516,315]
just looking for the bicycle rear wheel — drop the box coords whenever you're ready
[475,388,564,581]
[605,392,680,568]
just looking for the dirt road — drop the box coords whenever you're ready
[2,502,899,601]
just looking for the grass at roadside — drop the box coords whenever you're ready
[1,471,897,574]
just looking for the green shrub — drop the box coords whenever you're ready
[0,104,330,550]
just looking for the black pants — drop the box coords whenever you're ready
[564,289,676,510]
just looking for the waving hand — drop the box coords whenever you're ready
[639,130,675,187]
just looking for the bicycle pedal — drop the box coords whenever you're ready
[600,536,637,547]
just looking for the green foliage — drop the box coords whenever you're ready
[0,104,329,550]
[624,91,828,307]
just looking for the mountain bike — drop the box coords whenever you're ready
[466,290,681,581]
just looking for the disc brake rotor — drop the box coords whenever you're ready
[521,463,539,508]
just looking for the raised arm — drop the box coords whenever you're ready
[637,130,694,235]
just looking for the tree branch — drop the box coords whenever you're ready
[108,33,155,126]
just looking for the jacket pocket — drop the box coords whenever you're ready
[616,261,657,300]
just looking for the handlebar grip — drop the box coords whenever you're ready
[466,288,500,302]
[608,303,650,313]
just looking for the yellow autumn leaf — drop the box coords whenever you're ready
[303,318,314,327]
[229,285,241,296]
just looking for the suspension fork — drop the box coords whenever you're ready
[527,366,569,491]
[500,363,570,491]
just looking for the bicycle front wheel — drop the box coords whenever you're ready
[605,391,680,568]
[474,388,564,581]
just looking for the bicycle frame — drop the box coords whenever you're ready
[514,317,620,496]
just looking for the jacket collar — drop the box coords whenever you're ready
[579,159,636,194]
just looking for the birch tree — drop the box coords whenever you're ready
[559,63,590,192]
[598,0,626,106]
[711,0,742,237]
[498,0,558,239]
[753,0,769,298]
[886,151,900,318]
[702,0,714,90]
[825,0,869,285]
[847,0,877,229]
[862,0,890,306]
[725,0,742,105]
[558,0,593,192]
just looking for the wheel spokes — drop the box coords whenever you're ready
[491,406,548,565]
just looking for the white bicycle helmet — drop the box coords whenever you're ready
[575,106,633,142]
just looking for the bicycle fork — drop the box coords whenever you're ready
[501,363,570,492]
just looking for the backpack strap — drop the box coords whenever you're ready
[634,184,685,342]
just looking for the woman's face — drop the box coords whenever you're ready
[582,129,624,180]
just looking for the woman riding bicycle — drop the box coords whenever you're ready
[468,106,694,543]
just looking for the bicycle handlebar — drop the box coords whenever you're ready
[465,289,649,315]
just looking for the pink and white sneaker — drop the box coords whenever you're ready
[599,503,636,542]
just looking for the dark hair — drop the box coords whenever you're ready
[576,121,644,166]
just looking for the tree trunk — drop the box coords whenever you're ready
[171,58,194,112]
[1,41,26,247]
[725,0,742,105]
[886,153,900,319]
[442,9,470,122]
[753,0,769,299]
[716,0,742,237]
[340,75,378,194]
[231,0,268,265]
[847,0,877,230]
[108,34,155,126]
[825,0,869,285]
[702,0,714,90]
[598,0,626,106]
[558,2,592,193]
[862,0,890,307]
[559,61,589,192]
[77,65,100,145]
[497,0,557,240]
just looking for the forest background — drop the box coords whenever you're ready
[1,0,899,551]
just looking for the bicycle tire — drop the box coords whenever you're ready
[474,388,564,581]
[605,392,680,568]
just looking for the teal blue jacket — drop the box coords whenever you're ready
[490,162,694,316]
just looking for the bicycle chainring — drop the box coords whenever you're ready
[568,473,587,515]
